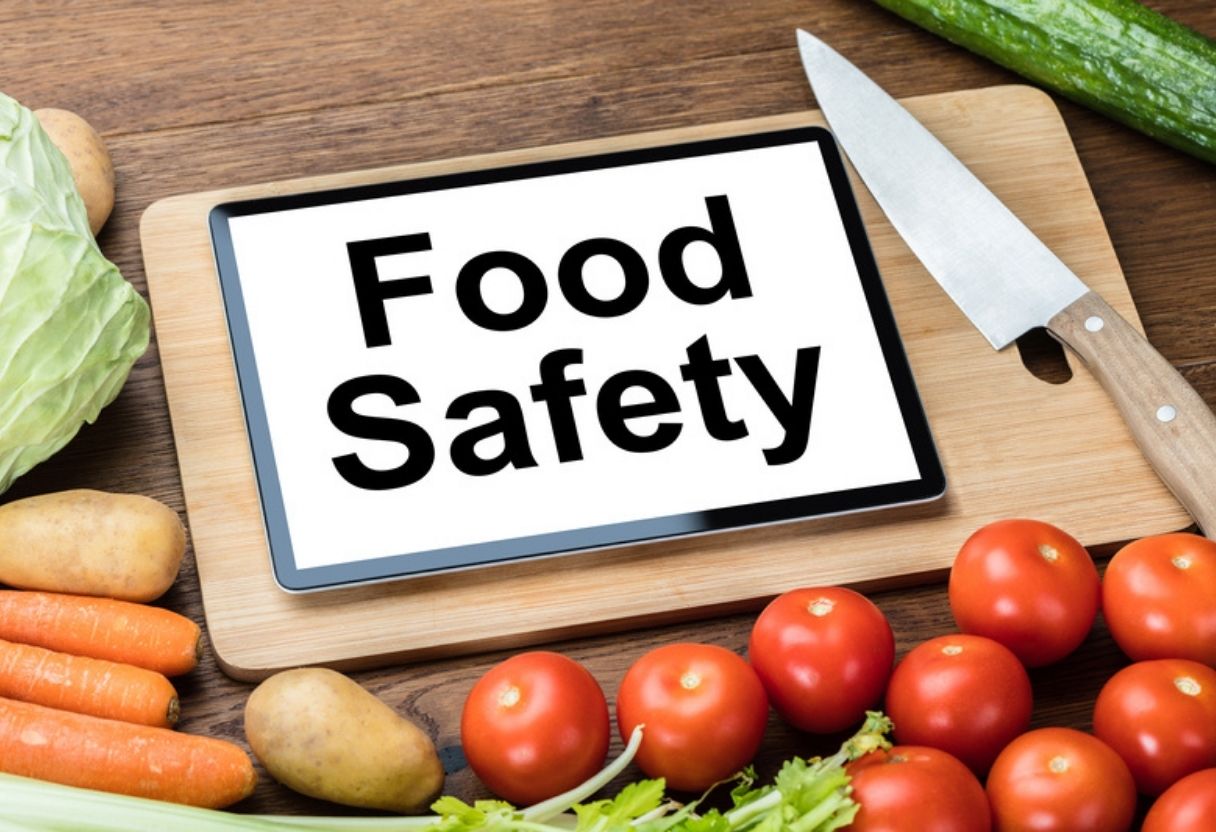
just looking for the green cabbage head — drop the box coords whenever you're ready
[0,93,149,494]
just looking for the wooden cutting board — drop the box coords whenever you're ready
[141,85,1189,681]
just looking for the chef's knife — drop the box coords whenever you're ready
[796,29,1216,534]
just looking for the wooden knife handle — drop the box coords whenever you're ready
[1048,290,1216,535]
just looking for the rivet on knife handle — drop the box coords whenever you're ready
[1048,291,1216,534]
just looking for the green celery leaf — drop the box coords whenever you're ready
[572,779,666,831]
[664,810,732,832]
[599,779,666,822]
[727,767,765,809]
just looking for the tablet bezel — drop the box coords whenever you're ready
[209,126,945,592]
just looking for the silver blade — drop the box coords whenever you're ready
[796,29,1087,350]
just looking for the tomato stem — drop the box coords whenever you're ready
[1174,676,1201,696]
[807,598,835,617]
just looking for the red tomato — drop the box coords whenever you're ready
[847,745,991,831]
[1143,768,1216,832]
[949,518,1099,667]
[1103,533,1216,667]
[747,586,894,733]
[986,727,1136,832]
[885,634,1032,774]
[1093,659,1216,795]
[461,651,609,805]
[617,643,768,791]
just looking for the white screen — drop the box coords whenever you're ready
[224,139,923,573]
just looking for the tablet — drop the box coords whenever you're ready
[209,126,944,592]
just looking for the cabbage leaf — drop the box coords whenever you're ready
[0,93,149,494]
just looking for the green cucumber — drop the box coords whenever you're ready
[871,0,1216,164]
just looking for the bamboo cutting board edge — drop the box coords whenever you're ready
[140,85,1192,680]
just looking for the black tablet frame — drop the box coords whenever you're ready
[209,126,945,592]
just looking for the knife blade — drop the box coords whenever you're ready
[796,28,1216,534]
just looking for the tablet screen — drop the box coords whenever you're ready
[210,127,943,591]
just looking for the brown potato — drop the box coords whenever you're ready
[34,108,115,236]
[245,668,444,813]
[0,489,185,601]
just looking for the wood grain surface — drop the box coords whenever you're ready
[2,0,1215,821]
[141,88,1189,679]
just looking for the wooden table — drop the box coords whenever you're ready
[3,0,1214,820]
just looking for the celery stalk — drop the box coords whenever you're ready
[0,716,894,831]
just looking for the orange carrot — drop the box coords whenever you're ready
[0,697,256,808]
[0,591,201,676]
[0,638,179,728]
